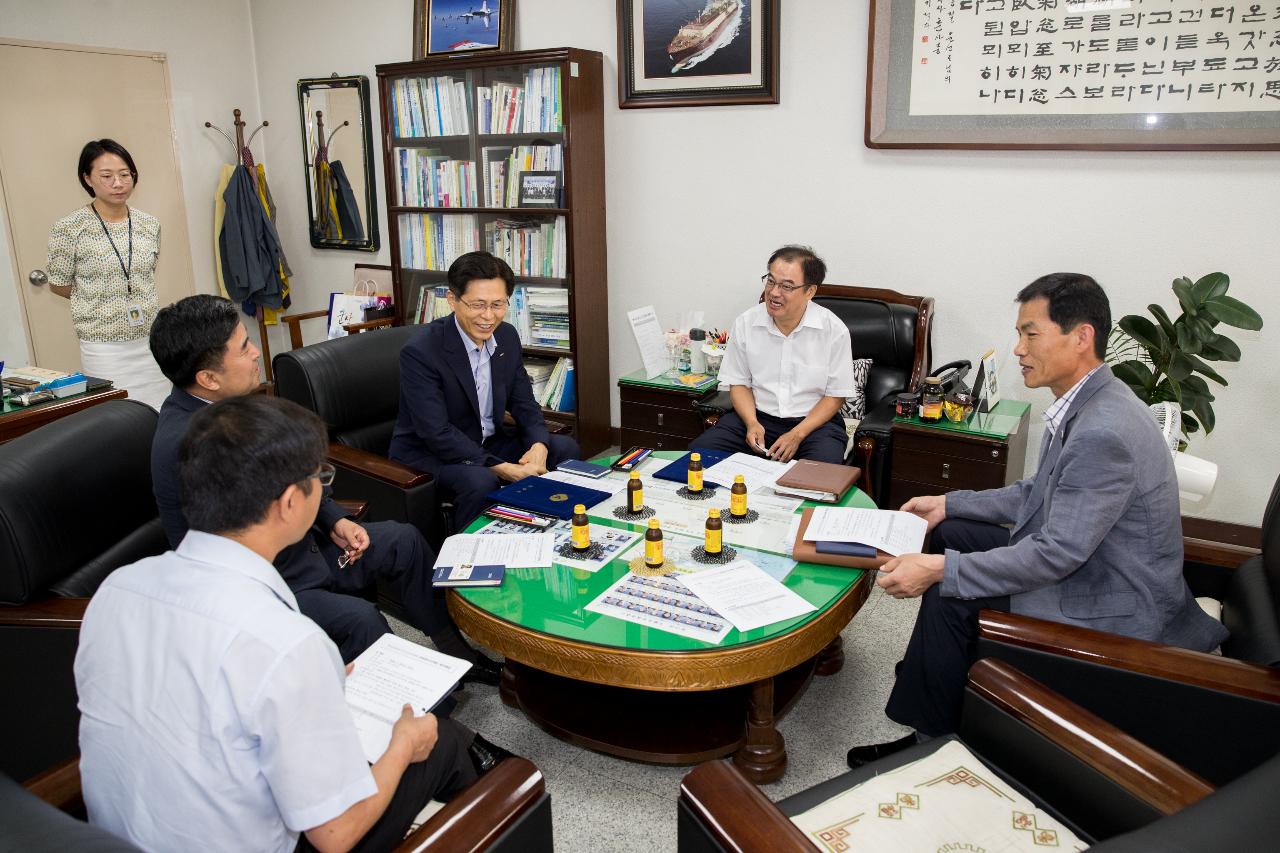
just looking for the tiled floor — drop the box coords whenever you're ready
[389,583,919,852]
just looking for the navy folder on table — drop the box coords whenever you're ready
[485,476,612,520]
[814,541,878,558]
[652,450,731,487]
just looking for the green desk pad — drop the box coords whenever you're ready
[617,367,718,394]
[455,451,874,652]
[894,399,1031,439]
[2,388,96,417]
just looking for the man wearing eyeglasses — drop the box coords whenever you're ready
[691,245,855,464]
[390,251,580,527]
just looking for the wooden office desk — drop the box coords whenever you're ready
[0,387,127,444]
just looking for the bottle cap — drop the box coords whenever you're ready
[924,375,941,384]
[690,452,701,461]
[734,474,745,483]
[708,508,720,518]
[648,518,660,528]
[630,471,640,479]
[573,504,586,514]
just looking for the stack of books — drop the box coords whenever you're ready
[537,357,575,412]
[525,286,569,349]
[474,65,562,135]
[412,285,452,324]
[397,213,479,271]
[393,148,477,208]
[483,219,565,279]
[524,357,557,401]
[479,144,562,208]
[389,75,471,137]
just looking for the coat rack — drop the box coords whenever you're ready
[312,110,350,237]
[203,108,279,384]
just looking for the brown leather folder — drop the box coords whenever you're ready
[774,461,861,502]
[791,507,889,569]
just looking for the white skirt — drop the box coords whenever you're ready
[79,338,171,411]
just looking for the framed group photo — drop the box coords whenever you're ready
[518,171,562,208]
[414,0,515,59]
[616,0,780,108]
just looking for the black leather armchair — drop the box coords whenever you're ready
[976,472,1280,788]
[696,285,933,506]
[273,326,446,545]
[0,400,168,784]
[677,659,1211,852]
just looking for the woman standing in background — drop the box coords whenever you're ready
[46,139,169,410]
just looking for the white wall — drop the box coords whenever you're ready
[5,1,1277,525]
[0,0,261,352]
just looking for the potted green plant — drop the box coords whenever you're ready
[1107,272,1263,447]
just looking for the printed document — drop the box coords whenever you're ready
[345,634,472,763]
[585,572,731,644]
[701,452,795,492]
[434,531,554,569]
[805,508,928,557]
[679,560,816,632]
[627,304,670,379]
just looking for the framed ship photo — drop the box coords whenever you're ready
[413,0,515,59]
[616,0,780,108]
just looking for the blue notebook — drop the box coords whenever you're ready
[814,541,878,558]
[485,476,612,520]
[652,449,731,487]
[432,563,505,587]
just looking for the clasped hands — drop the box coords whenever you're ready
[876,494,947,599]
[492,442,550,482]
[745,422,805,464]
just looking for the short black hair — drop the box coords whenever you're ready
[447,251,515,298]
[1016,273,1112,360]
[78,139,138,197]
[767,245,826,287]
[179,395,326,535]
[150,295,242,388]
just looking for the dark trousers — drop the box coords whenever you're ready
[883,518,1011,737]
[691,409,848,464]
[292,520,446,663]
[296,717,478,853]
[436,432,580,529]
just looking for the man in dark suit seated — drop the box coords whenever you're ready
[847,273,1228,766]
[389,251,580,528]
[148,295,501,685]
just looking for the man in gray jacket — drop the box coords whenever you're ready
[849,273,1227,764]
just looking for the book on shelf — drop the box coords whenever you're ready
[390,75,471,138]
[398,213,480,271]
[475,66,562,135]
[523,356,557,402]
[484,218,566,278]
[394,148,477,208]
[413,284,453,324]
[537,357,575,412]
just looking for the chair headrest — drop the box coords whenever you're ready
[273,326,417,435]
[814,297,919,368]
[0,400,158,604]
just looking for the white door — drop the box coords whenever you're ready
[0,39,195,372]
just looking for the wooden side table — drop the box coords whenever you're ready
[0,386,127,444]
[887,400,1031,508]
[617,369,718,452]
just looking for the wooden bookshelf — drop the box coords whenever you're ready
[375,48,609,457]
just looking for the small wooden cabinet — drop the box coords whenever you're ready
[618,371,718,452]
[887,402,1031,509]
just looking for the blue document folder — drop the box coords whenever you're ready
[814,541,878,558]
[485,476,612,520]
[432,563,505,587]
[652,449,731,487]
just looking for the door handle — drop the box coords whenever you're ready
[29,269,48,286]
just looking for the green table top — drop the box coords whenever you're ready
[2,386,102,417]
[456,451,875,652]
[617,368,718,394]
[894,398,1031,439]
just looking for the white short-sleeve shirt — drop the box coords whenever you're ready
[75,532,377,853]
[717,301,855,419]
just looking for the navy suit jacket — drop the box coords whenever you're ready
[389,315,550,473]
[151,387,347,589]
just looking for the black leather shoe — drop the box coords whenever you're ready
[461,654,503,686]
[467,734,516,776]
[846,733,918,769]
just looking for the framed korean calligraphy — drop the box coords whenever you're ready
[866,0,1280,150]
[616,0,781,108]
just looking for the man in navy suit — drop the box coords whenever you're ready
[147,295,501,686]
[389,252,580,527]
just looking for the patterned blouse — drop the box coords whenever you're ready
[46,205,161,342]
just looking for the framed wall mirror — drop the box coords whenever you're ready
[298,75,380,251]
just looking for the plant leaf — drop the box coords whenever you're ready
[1191,397,1215,435]
[1118,316,1161,353]
[1172,278,1198,316]
[1111,359,1155,397]
[1185,354,1227,386]
[1191,272,1229,302]
[1187,315,1217,344]
[1199,333,1241,362]
[1167,352,1195,382]
[1204,295,1263,330]
[1181,412,1200,436]
[1174,322,1199,354]
[1149,304,1177,337]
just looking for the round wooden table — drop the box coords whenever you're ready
[449,457,875,783]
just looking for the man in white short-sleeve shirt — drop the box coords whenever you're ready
[75,395,480,853]
[692,245,855,464]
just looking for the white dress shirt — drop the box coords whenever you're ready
[75,531,377,853]
[717,301,856,419]
[455,316,497,440]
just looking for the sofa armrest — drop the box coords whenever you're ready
[23,757,83,815]
[396,758,546,853]
[328,444,432,490]
[334,500,369,521]
[679,760,813,852]
[0,596,90,629]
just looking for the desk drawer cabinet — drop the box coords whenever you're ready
[887,412,1029,509]
[618,383,716,452]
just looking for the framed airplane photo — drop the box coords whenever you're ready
[414,0,516,59]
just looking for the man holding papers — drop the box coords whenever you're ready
[390,251,580,526]
[848,274,1226,766]
[691,245,854,465]
[76,396,511,853]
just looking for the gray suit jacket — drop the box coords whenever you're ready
[941,365,1227,652]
